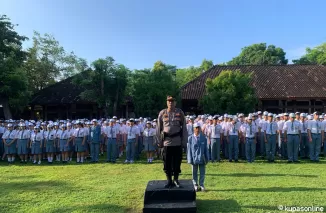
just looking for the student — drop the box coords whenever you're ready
[73,121,86,163]
[58,124,69,163]
[2,123,17,163]
[30,126,43,164]
[187,122,209,192]
[90,119,101,163]
[16,123,30,163]
[143,121,156,163]
[207,115,223,163]
[45,124,56,164]
[240,115,257,163]
[105,119,118,163]
[125,119,139,164]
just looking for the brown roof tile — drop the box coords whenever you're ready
[181,64,326,100]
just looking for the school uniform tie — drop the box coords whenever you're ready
[61,131,64,139]
[110,127,113,139]
[270,123,272,134]
[291,122,294,131]
[233,124,235,133]
[21,130,24,139]
[77,129,80,138]
[249,125,252,135]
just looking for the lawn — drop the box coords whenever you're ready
[0,155,326,213]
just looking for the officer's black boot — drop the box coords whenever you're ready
[173,173,181,188]
[164,174,173,188]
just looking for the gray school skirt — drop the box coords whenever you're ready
[17,139,28,155]
[60,139,70,152]
[4,140,17,154]
[31,141,42,154]
[143,136,155,152]
[75,138,85,152]
[46,140,55,153]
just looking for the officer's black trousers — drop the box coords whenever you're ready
[163,146,182,175]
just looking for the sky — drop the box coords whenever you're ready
[2,0,326,70]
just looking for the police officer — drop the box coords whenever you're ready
[156,96,188,188]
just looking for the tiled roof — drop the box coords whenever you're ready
[181,65,326,100]
[30,74,93,105]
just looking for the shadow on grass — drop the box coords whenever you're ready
[0,180,73,193]
[211,187,326,192]
[49,203,135,213]
[197,199,241,212]
[181,173,318,178]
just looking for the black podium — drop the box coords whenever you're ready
[143,180,197,213]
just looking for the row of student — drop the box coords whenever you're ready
[1,118,157,164]
[186,112,325,163]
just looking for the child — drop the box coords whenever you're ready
[143,121,156,163]
[187,122,209,192]
[30,126,43,164]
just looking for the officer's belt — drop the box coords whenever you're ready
[163,131,181,138]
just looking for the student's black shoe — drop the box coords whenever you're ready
[315,160,320,163]
[229,160,232,162]
[287,161,293,163]
[294,160,300,163]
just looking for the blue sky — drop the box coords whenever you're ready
[2,0,326,70]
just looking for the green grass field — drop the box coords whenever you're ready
[0,155,326,213]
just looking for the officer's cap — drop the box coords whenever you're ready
[313,111,319,115]
[300,113,306,117]
[47,124,53,128]
[289,113,295,118]
[34,125,40,129]
[268,113,273,117]
[295,112,300,115]
[109,119,114,123]
[263,111,268,116]
[213,115,218,120]
[7,124,13,127]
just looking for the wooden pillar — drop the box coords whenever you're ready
[126,103,129,119]
[30,105,35,120]
[44,105,48,121]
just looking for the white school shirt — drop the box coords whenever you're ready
[105,125,119,138]
[323,120,326,132]
[263,121,278,135]
[208,124,223,139]
[283,120,302,134]
[307,119,323,134]
[66,128,74,138]
[300,120,308,134]
[15,129,31,139]
[84,127,89,136]
[45,130,56,140]
[0,126,5,134]
[221,121,229,136]
[30,132,44,142]
[240,123,257,138]
[119,124,127,135]
[143,128,156,137]
[56,129,69,140]
[2,129,16,140]
[73,128,86,138]
[137,124,144,134]
[226,122,241,136]
[252,120,259,133]
[187,123,194,136]
[258,119,266,131]
[126,125,138,139]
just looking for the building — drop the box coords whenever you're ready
[27,75,133,120]
[181,64,326,114]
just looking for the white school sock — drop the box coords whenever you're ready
[81,158,84,163]
[33,160,36,163]
[58,154,61,161]
[50,157,53,162]
[77,157,80,162]
[12,157,15,162]
[47,157,50,162]
[8,158,11,162]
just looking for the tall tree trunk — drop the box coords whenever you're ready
[0,96,12,119]
[113,82,119,116]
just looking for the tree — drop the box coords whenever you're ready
[176,59,214,88]
[24,31,81,93]
[0,15,29,119]
[129,61,179,117]
[227,43,288,65]
[292,43,326,65]
[73,57,130,117]
[200,70,257,114]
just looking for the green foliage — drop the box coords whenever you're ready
[129,61,179,118]
[200,70,257,114]
[292,43,326,65]
[227,43,288,65]
[24,31,83,93]
[0,15,29,118]
[74,57,130,116]
[176,59,214,88]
